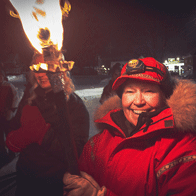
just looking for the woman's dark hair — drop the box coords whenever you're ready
[111,63,122,75]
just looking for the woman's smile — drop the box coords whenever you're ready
[121,80,166,126]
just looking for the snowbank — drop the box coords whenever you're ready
[75,87,103,99]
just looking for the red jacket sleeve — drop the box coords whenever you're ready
[156,134,196,196]
[79,135,118,196]
[6,105,50,152]
[157,155,196,196]
[6,124,51,152]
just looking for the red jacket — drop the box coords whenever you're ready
[79,79,196,196]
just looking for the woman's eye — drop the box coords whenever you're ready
[146,90,153,93]
[127,90,134,93]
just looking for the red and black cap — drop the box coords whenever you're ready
[113,57,175,98]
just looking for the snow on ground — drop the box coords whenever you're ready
[75,87,103,98]
[7,74,26,82]
[75,88,103,138]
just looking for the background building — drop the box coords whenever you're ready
[163,57,184,76]
[183,54,196,78]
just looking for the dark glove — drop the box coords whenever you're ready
[6,105,50,152]
[63,171,107,196]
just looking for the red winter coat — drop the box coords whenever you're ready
[79,79,196,196]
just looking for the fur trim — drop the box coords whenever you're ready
[167,79,196,132]
[94,95,121,122]
[95,79,196,132]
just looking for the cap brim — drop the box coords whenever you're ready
[112,75,160,91]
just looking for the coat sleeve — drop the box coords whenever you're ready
[8,85,30,131]
[157,154,196,196]
[0,82,19,121]
[6,105,51,152]
[68,93,90,157]
[79,135,118,196]
[155,135,196,196]
[7,82,19,120]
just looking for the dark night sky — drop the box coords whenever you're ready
[0,0,196,67]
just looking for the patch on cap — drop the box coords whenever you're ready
[126,59,145,74]
[128,59,140,68]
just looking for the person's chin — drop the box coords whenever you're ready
[125,111,139,126]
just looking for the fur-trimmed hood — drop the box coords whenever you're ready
[94,79,196,133]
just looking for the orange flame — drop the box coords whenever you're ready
[9,0,74,72]
[9,0,64,54]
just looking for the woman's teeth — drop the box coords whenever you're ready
[132,110,147,114]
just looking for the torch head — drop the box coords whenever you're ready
[30,49,74,73]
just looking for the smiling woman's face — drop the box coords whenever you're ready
[34,72,52,91]
[121,80,166,126]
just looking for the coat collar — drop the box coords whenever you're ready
[95,107,174,138]
[95,79,196,134]
[34,86,53,98]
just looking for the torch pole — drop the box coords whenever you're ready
[46,71,80,175]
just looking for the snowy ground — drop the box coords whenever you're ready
[75,88,104,138]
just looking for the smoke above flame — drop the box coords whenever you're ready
[9,0,69,54]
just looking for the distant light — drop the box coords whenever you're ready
[101,65,105,67]
[177,57,180,61]
[164,60,168,64]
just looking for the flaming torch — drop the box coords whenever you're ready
[8,0,79,175]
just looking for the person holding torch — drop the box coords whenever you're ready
[6,52,89,196]
[4,0,89,195]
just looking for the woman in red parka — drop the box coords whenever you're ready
[63,57,196,196]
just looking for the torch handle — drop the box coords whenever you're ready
[54,91,80,175]
[46,72,80,175]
